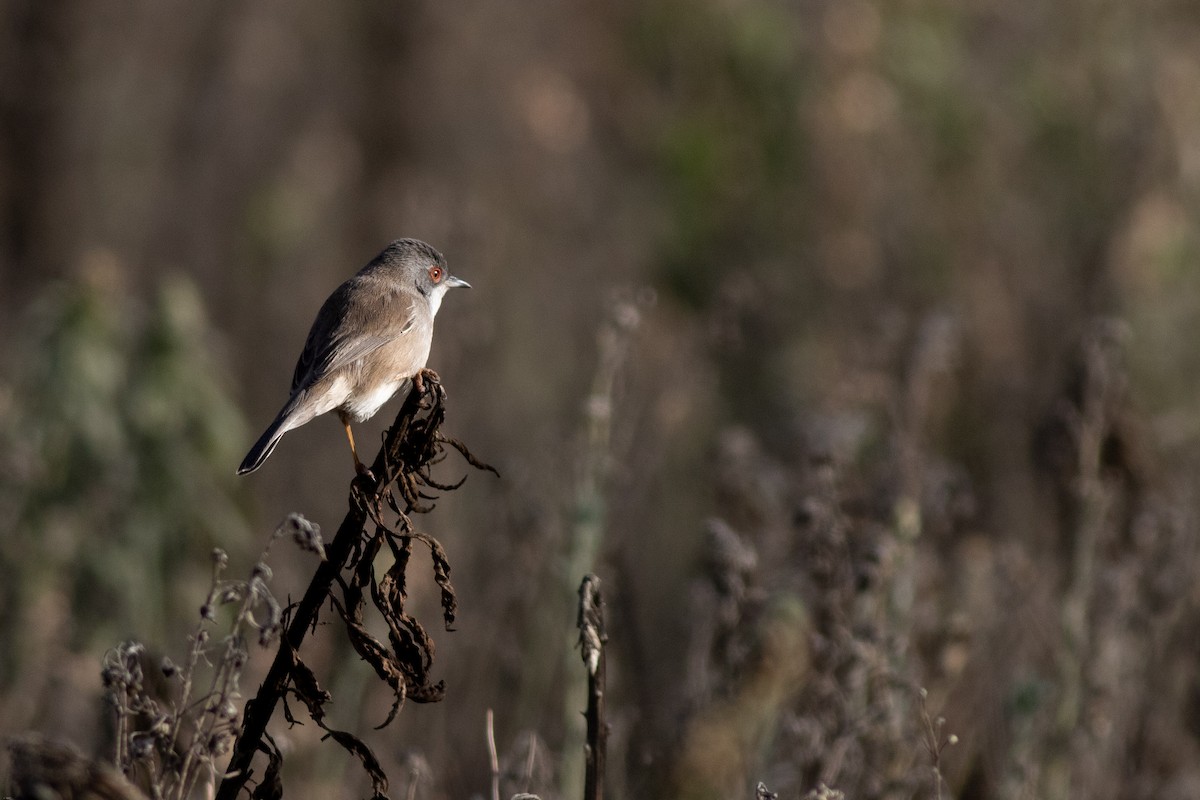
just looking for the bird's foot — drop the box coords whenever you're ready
[350,485,374,520]
[350,466,379,509]
[414,368,440,397]
[354,459,376,484]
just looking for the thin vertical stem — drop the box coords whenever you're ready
[487,708,500,800]
[578,575,608,800]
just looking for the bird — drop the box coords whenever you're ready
[237,238,470,476]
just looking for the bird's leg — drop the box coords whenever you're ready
[340,415,374,480]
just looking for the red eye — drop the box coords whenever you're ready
[429,266,443,282]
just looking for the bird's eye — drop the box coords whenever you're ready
[429,266,443,283]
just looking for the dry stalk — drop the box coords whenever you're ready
[202,372,495,799]
[102,517,301,799]
[487,708,500,800]
[917,687,958,800]
[561,291,649,796]
[578,575,608,800]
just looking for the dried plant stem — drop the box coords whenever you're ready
[112,687,128,771]
[918,688,958,800]
[487,708,500,800]
[214,515,365,795]
[216,380,441,800]
[578,575,608,800]
[165,627,207,759]
[561,297,642,796]
[523,736,538,791]
[1043,327,1121,800]
[405,760,422,800]
[178,565,268,798]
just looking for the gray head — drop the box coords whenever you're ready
[367,238,470,313]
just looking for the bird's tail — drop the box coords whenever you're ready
[238,389,324,475]
[237,416,289,475]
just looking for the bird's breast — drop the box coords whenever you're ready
[337,324,433,422]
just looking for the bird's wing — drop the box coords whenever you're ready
[290,279,420,393]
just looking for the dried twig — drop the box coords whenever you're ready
[101,525,298,799]
[577,575,608,800]
[215,374,494,799]
[487,709,500,800]
[918,687,958,800]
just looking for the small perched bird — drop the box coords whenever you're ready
[238,239,469,476]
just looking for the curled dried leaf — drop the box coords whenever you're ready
[252,735,284,800]
[325,728,389,797]
[287,643,332,725]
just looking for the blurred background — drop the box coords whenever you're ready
[3,1,1200,798]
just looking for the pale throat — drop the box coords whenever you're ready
[427,287,448,317]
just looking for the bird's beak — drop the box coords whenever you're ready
[446,275,471,289]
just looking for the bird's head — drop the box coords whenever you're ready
[377,238,470,314]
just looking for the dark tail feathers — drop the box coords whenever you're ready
[237,417,288,475]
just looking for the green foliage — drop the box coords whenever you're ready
[634,0,812,311]
[0,263,251,672]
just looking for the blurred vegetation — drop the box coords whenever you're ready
[3,0,1200,798]
[0,256,250,739]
